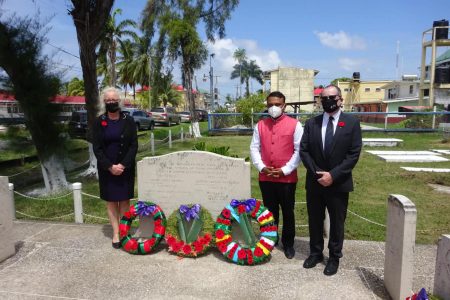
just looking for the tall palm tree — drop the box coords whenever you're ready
[98,8,138,87]
[233,48,246,98]
[130,35,152,105]
[117,39,135,98]
[230,59,263,97]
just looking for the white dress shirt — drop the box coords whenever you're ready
[250,117,303,176]
[321,109,341,150]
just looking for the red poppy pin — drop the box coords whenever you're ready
[338,121,345,127]
[101,120,108,127]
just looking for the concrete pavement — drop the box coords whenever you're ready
[0,220,437,299]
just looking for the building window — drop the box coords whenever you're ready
[349,88,352,92]
[344,88,349,92]
[365,88,370,92]
[424,89,429,97]
[409,85,414,94]
[376,88,381,92]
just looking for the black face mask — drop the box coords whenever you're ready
[105,102,120,113]
[321,98,339,113]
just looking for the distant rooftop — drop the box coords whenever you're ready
[437,49,450,63]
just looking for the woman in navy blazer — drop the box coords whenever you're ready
[92,87,137,249]
[300,85,362,276]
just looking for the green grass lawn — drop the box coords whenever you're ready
[3,125,450,244]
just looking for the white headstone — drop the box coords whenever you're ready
[433,234,450,300]
[137,151,251,218]
[0,176,15,262]
[384,194,417,300]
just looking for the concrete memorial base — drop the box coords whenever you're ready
[401,167,450,173]
[0,176,15,262]
[366,150,449,162]
[379,155,448,162]
[362,138,403,147]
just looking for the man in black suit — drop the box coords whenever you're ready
[300,85,362,276]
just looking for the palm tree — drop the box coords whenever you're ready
[67,77,85,96]
[129,35,152,105]
[233,48,246,98]
[157,73,182,107]
[117,39,135,98]
[230,59,263,97]
[98,8,137,87]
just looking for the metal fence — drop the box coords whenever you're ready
[207,111,450,134]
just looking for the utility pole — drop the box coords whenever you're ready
[148,53,152,109]
[209,53,215,111]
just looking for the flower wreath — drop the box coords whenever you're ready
[165,204,213,257]
[214,199,277,265]
[119,201,167,254]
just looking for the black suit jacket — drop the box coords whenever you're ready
[300,112,362,193]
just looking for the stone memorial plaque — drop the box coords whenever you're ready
[137,151,251,220]
[384,194,416,300]
[434,235,450,300]
[0,176,15,262]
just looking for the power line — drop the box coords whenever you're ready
[47,42,80,59]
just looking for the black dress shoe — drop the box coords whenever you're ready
[284,247,295,259]
[324,259,339,276]
[112,241,121,249]
[302,255,324,268]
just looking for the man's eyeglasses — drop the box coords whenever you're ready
[320,95,340,101]
[104,99,119,102]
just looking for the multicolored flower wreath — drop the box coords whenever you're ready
[119,201,166,254]
[214,199,278,265]
[165,204,214,257]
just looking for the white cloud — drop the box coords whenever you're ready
[338,57,365,71]
[195,38,282,96]
[207,38,282,74]
[314,31,366,50]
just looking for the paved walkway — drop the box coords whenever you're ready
[0,220,437,300]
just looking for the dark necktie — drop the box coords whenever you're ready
[324,116,334,156]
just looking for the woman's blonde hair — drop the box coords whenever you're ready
[97,86,123,115]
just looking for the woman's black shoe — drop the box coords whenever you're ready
[112,242,121,249]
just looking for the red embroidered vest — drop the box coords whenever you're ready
[258,114,298,183]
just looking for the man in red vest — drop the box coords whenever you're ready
[250,91,303,259]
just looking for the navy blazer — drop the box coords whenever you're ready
[300,112,362,193]
[92,112,138,172]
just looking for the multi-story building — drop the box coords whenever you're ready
[266,67,318,112]
[337,78,392,112]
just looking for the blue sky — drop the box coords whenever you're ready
[1,0,449,100]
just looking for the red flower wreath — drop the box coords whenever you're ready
[165,205,214,257]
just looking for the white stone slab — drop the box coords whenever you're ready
[379,155,449,162]
[362,138,403,147]
[366,150,440,156]
[0,176,15,262]
[137,151,251,218]
[434,235,450,300]
[428,184,450,194]
[384,194,416,300]
[431,149,450,155]
[402,167,450,173]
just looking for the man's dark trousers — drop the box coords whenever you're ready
[259,181,296,248]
